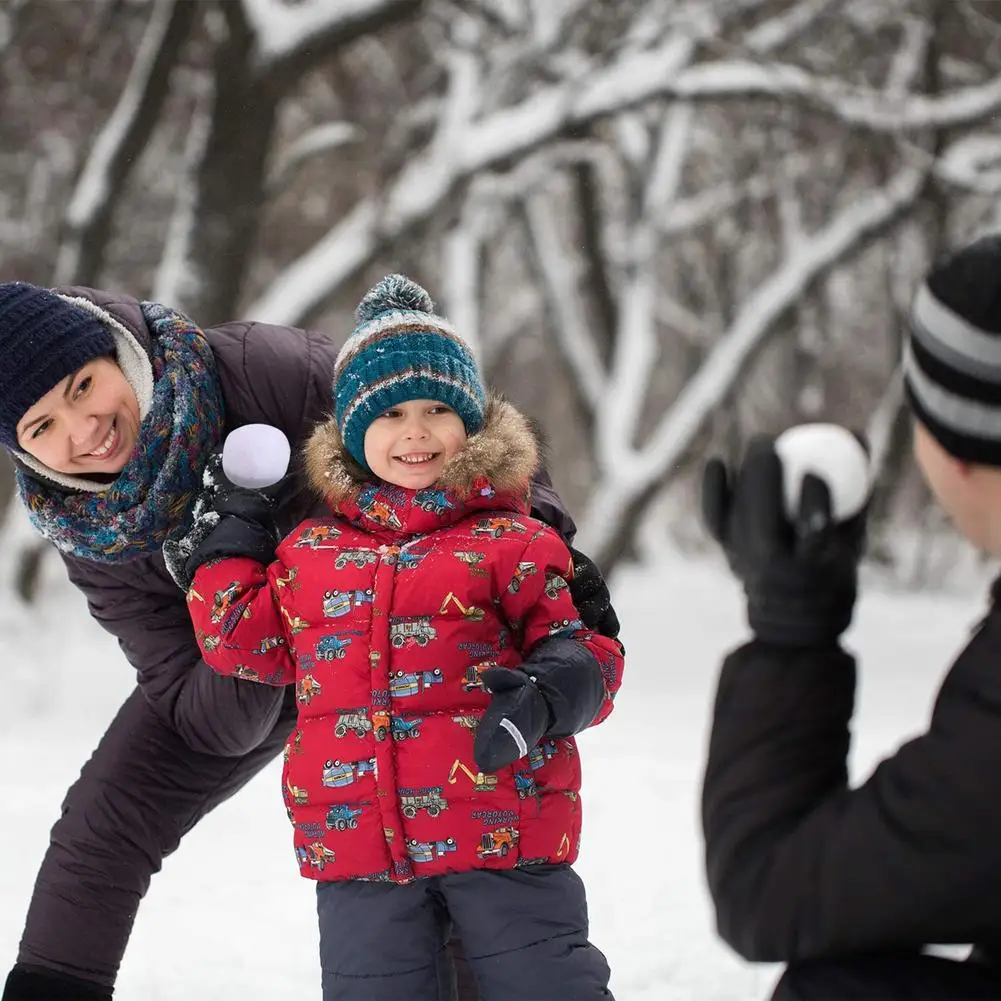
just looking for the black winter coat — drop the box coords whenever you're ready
[702,577,1001,966]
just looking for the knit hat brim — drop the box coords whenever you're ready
[904,283,1001,465]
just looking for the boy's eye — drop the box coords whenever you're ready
[430,405,452,415]
[31,419,52,439]
[73,376,92,398]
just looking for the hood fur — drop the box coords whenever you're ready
[304,394,540,508]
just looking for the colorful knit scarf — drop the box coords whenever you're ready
[16,302,225,563]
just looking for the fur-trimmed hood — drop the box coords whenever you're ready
[304,393,540,510]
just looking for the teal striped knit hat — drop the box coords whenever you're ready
[334,274,486,470]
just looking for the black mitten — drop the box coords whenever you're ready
[163,454,286,591]
[473,666,550,774]
[473,638,607,773]
[2,965,112,1001]
[568,547,621,641]
[701,434,867,647]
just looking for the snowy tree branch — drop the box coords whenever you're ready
[577,163,927,559]
[53,0,195,286]
[520,190,606,410]
[241,0,424,74]
[745,0,840,53]
[249,8,1001,327]
[268,122,363,191]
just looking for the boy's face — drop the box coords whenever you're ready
[363,398,467,490]
[913,418,1001,556]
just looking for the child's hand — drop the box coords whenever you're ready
[473,666,550,774]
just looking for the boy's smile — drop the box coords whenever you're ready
[364,399,467,489]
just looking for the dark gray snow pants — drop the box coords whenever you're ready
[316,863,614,1001]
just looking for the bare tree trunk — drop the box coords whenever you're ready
[183,0,424,323]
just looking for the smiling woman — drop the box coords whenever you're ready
[16,359,141,476]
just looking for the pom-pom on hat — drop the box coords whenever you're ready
[905,234,1001,466]
[334,274,486,470]
[0,282,116,450]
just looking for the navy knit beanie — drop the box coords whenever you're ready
[333,274,486,470]
[905,234,1001,466]
[0,283,116,450]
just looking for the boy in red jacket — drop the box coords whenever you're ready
[172,275,623,1001]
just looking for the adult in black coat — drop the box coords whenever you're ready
[700,233,1001,1000]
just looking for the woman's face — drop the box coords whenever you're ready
[15,357,141,476]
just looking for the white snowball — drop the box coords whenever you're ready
[774,423,871,522]
[222,424,292,489]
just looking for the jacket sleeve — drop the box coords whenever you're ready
[528,467,577,545]
[499,526,624,727]
[61,552,200,705]
[208,320,339,445]
[189,556,296,686]
[702,606,1001,963]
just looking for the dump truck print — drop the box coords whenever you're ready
[334,548,378,571]
[398,786,448,819]
[333,710,372,739]
[389,616,437,649]
[476,826,519,859]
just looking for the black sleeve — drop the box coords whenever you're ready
[702,607,1001,963]
[529,467,577,545]
[523,636,607,737]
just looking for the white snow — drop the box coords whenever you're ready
[222,424,292,489]
[0,550,982,999]
[240,0,411,71]
[775,423,870,521]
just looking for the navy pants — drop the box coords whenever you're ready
[317,864,613,1001]
[771,953,1001,1000]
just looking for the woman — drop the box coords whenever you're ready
[0,281,620,1001]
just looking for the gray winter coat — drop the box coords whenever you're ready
[13,286,575,989]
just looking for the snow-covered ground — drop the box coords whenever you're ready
[0,553,984,999]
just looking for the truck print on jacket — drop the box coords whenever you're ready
[188,396,624,884]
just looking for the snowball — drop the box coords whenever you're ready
[222,424,292,489]
[774,423,870,522]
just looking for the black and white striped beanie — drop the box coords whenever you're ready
[905,234,1001,466]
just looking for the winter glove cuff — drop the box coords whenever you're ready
[524,637,607,737]
[746,574,857,647]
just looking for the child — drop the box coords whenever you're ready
[180,275,624,1001]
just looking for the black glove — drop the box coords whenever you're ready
[702,434,867,647]
[567,547,621,642]
[473,638,607,773]
[163,454,286,591]
[2,965,112,1001]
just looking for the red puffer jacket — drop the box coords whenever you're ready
[190,397,624,883]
